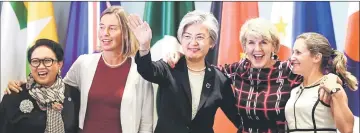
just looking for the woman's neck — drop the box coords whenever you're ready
[186,58,206,72]
[102,50,127,67]
[302,70,324,87]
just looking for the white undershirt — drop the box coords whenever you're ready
[188,70,205,120]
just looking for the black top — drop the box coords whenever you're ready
[135,51,240,133]
[0,84,80,133]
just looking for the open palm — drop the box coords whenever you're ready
[127,14,152,50]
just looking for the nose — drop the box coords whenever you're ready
[101,27,110,37]
[290,53,296,62]
[189,38,198,46]
[38,61,46,69]
[254,43,262,51]
[104,29,110,36]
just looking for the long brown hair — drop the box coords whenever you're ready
[296,32,358,91]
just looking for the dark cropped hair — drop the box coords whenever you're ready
[27,39,64,63]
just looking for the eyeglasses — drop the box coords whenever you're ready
[182,34,210,42]
[30,58,58,68]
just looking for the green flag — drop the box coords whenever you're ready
[144,1,195,47]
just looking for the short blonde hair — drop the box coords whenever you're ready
[177,10,219,45]
[100,6,139,57]
[239,18,280,52]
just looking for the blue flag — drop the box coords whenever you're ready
[100,1,121,14]
[62,2,89,77]
[292,1,337,49]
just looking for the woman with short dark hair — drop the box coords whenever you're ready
[0,39,80,133]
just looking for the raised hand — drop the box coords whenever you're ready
[127,14,152,51]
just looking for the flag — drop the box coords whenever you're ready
[100,1,121,13]
[214,2,259,133]
[270,2,294,61]
[143,1,195,129]
[61,1,121,77]
[217,2,259,65]
[205,1,223,66]
[144,1,194,61]
[61,2,89,77]
[1,2,28,100]
[1,2,58,100]
[26,2,59,74]
[344,2,359,132]
[292,2,337,49]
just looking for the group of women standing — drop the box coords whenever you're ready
[1,5,357,133]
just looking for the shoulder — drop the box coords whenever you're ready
[77,53,101,62]
[70,53,102,70]
[1,85,30,108]
[64,84,80,98]
[212,66,231,84]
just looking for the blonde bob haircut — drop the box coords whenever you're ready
[239,18,280,53]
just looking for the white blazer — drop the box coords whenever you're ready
[63,53,153,133]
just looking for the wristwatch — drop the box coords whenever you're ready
[330,88,341,95]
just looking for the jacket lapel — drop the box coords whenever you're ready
[175,57,192,105]
[120,57,139,133]
[197,62,215,111]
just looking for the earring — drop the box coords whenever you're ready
[58,70,62,78]
[271,52,278,60]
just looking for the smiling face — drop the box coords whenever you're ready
[180,23,213,62]
[239,18,280,68]
[30,46,63,86]
[243,35,275,68]
[98,13,123,52]
[290,38,323,76]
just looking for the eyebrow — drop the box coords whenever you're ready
[31,57,56,59]
[99,23,119,27]
[183,32,206,36]
[292,49,300,52]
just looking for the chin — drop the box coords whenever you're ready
[186,56,202,62]
[102,47,114,51]
[252,64,266,68]
[291,68,301,75]
[249,60,266,68]
[35,80,48,86]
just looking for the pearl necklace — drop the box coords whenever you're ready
[187,66,206,72]
[102,53,127,68]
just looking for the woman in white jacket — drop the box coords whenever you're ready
[6,6,153,133]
